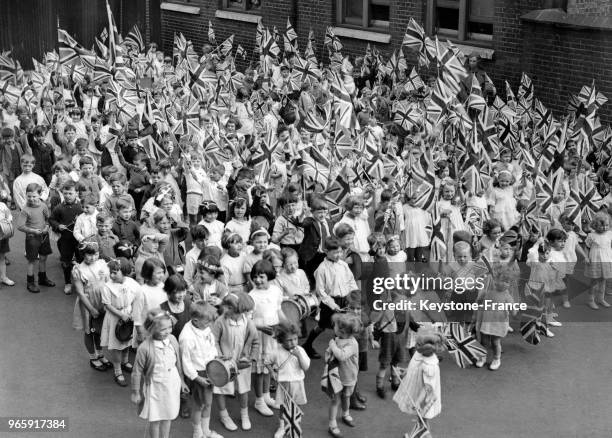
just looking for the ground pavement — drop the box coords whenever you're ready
[1,231,612,438]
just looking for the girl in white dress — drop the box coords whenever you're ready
[131,309,188,438]
[487,170,519,232]
[334,195,371,261]
[402,191,432,265]
[224,198,253,245]
[585,213,612,309]
[101,258,139,387]
[438,180,467,255]
[220,232,247,293]
[133,258,168,344]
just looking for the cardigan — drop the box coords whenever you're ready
[211,315,260,361]
[131,335,183,393]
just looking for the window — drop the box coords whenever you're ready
[222,0,261,12]
[426,0,494,43]
[336,0,390,30]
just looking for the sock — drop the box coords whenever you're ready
[343,409,351,418]
[255,397,265,404]
[240,407,249,417]
[113,364,122,376]
[27,275,34,284]
[219,409,230,418]
[89,353,97,360]
[200,417,210,435]
[38,271,47,279]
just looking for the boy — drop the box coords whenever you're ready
[201,164,228,223]
[98,165,118,208]
[0,128,26,200]
[139,165,162,212]
[271,194,304,252]
[49,180,82,294]
[29,125,56,184]
[71,138,97,173]
[52,123,77,159]
[302,237,358,358]
[179,301,221,438]
[104,173,136,218]
[227,167,254,206]
[111,199,140,246]
[13,155,49,211]
[184,225,210,288]
[16,183,56,292]
[77,156,104,200]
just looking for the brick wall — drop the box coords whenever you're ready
[568,0,612,15]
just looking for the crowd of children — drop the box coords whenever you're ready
[2,17,612,438]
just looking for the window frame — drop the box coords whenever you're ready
[221,0,261,14]
[336,0,390,32]
[426,0,494,46]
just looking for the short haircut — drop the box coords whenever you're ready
[546,228,567,242]
[75,138,88,149]
[115,198,132,211]
[278,193,299,208]
[334,222,354,238]
[62,180,77,191]
[64,124,76,133]
[380,188,393,203]
[109,173,127,184]
[33,125,47,137]
[190,300,218,322]
[250,259,276,281]
[482,219,503,236]
[280,247,298,262]
[331,313,361,336]
[191,224,210,241]
[274,320,300,344]
[344,195,364,211]
[81,192,99,207]
[52,160,73,173]
[21,154,35,163]
[107,257,132,275]
[1,127,14,138]
[79,155,94,167]
[141,257,166,282]
[143,307,176,333]
[324,236,341,251]
[96,212,114,226]
[221,231,243,249]
[236,167,254,180]
[163,274,188,295]
[26,183,42,194]
[101,165,118,179]
[210,164,225,175]
[309,196,328,211]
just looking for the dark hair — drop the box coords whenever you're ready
[538,240,551,254]
[61,180,77,191]
[278,193,299,208]
[546,228,567,243]
[109,173,127,184]
[229,197,250,219]
[191,224,210,241]
[482,219,503,236]
[101,165,118,179]
[79,155,94,167]
[221,230,243,249]
[334,223,354,238]
[274,321,300,344]
[250,259,276,281]
[107,257,132,275]
[82,192,98,207]
[380,188,393,203]
[190,300,218,321]
[324,236,341,251]
[309,196,328,211]
[141,258,166,283]
[164,274,188,295]
[199,201,219,216]
[25,183,42,194]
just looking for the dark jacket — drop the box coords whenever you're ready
[293,216,333,263]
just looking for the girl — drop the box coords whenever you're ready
[438,180,467,258]
[250,185,275,233]
[133,258,168,344]
[525,241,558,337]
[151,210,189,275]
[386,235,407,279]
[224,198,253,245]
[479,219,503,260]
[134,233,168,284]
[198,200,224,249]
[584,213,612,309]
[131,309,188,438]
[402,190,432,265]
[212,292,260,432]
[262,248,284,286]
[243,228,271,288]
[326,313,361,438]
[184,150,206,226]
[393,331,444,433]
[191,255,228,307]
[73,193,98,243]
[269,322,311,438]
[72,240,111,371]
[220,232,248,293]
[250,259,286,416]
[0,189,13,285]
[487,170,519,232]
[101,257,139,386]
[475,270,518,370]
[558,212,589,308]
[94,212,119,262]
[276,247,310,299]
[334,196,371,261]
[494,231,521,304]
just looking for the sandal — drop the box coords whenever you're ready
[328,426,343,438]
[90,359,106,372]
[121,362,133,373]
[114,374,128,387]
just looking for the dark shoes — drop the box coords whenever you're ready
[114,374,128,387]
[27,282,40,293]
[349,394,366,410]
[355,389,367,403]
[38,274,55,287]
[391,376,401,391]
[90,359,107,372]
[179,402,191,419]
[328,426,343,438]
[376,386,386,399]
[121,362,133,373]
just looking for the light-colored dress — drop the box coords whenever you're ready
[100,277,139,350]
[72,260,110,332]
[393,351,441,420]
[585,231,612,279]
[220,253,247,293]
[250,285,283,374]
[139,339,181,421]
[487,186,519,231]
[402,205,431,248]
[270,346,308,405]
[213,316,251,395]
[224,218,252,245]
[476,289,513,337]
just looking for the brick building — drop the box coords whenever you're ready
[159,0,612,121]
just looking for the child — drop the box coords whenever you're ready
[98,165,118,208]
[0,189,13,286]
[158,158,183,208]
[276,247,310,299]
[191,255,228,306]
[151,210,189,274]
[336,223,363,290]
[77,156,103,200]
[72,240,111,371]
[558,212,589,308]
[479,218,503,260]
[133,258,169,343]
[326,313,361,438]
[101,257,139,386]
[73,193,99,243]
[94,212,119,262]
[475,270,518,370]
[124,153,151,215]
[346,290,369,411]
[212,292,260,432]
[294,196,332,286]
[131,309,188,438]
[183,225,210,288]
[104,173,136,218]
[271,193,304,252]
[402,190,432,265]
[494,231,521,305]
[525,241,558,337]
[198,200,224,249]
[487,170,519,232]
[393,331,444,433]
[334,195,371,261]
[200,165,228,223]
[49,180,82,294]
[249,259,286,415]
[584,213,612,309]
[225,197,253,245]
[48,160,79,209]
[243,228,272,286]
[303,237,358,359]
[111,199,140,246]
[179,301,222,438]
[13,154,49,211]
[16,182,55,292]
[220,232,248,293]
[183,150,207,226]
[386,234,407,278]
[546,228,568,326]
[134,233,168,284]
[269,321,311,438]
[438,180,467,251]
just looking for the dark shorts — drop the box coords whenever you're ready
[318,297,348,330]
[378,331,407,368]
[0,237,9,254]
[25,233,52,261]
[359,351,368,372]
[186,373,211,406]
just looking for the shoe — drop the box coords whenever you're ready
[63,284,72,294]
[391,376,401,391]
[114,374,128,387]
[328,426,343,438]
[507,326,514,333]
[241,414,251,431]
[376,386,386,399]
[562,301,571,308]
[1,277,14,286]
[27,282,40,293]
[99,357,113,370]
[588,300,599,310]
[220,415,238,431]
[205,431,223,438]
[4,256,9,265]
[89,359,106,372]
[596,299,611,308]
[254,400,274,417]
[180,402,191,419]
[489,358,501,371]
[547,319,562,327]
[38,275,55,287]
[274,426,285,438]
[341,415,355,427]
[544,328,555,338]
[192,426,204,438]
[349,395,366,410]
[121,362,133,373]
[303,346,321,359]
[475,357,486,368]
[355,389,367,403]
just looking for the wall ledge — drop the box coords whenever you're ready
[215,10,262,24]
[332,27,391,44]
[521,8,612,31]
[160,2,200,15]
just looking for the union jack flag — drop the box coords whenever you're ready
[402,18,427,53]
[124,25,145,53]
[279,384,303,438]
[444,322,487,368]
[407,416,432,438]
[324,27,343,52]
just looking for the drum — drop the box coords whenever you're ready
[296,295,319,318]
[0,221,13,240]
[281,299,302,325]
[206,359,238,387]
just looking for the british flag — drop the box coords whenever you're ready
[279,384,303,438]
[444,323,487,368]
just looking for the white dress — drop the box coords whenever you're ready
[100,277,139,350]
[140,339,181,421]
[402,205,431,248]
[585,231,612,279]
[393,351,441,420]
[199,219,224,249]
[487,186,519,231]
[224,219,252,245]
[250,285,283,373]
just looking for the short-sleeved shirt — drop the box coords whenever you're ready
[18,202,49,230]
